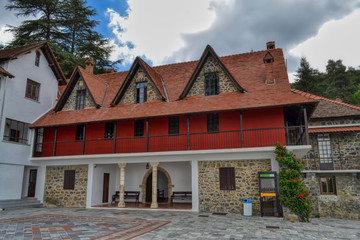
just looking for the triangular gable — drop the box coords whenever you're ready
[179,45,245,99]
[111,57,166,106]
[55,66,106,111]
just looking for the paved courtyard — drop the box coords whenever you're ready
[0,207,359,239]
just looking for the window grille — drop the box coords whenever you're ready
[3,118,29,144]
[205,72,219,96]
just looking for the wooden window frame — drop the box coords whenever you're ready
[219,167,235,190]
[35,51,40,67]
[25,79,40,101]
[135,82,148,104]
[76,125,84,140]
[63,170,75,190]
[207,113,219,133]
[3,118,29,144]
[168,117,179,135]
[319,176,336,195]
[134,120,144,137]
[75,89,86,110]
[205,72,219,96]
[105,122,115,139]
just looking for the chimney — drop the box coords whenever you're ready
[266,41,275,50]
[106,68,115,73]
[264,52,275,85]
[85,58,94,74]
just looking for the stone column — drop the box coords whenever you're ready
[86,163,94,208]
[118,163,127,207]
[150,162,160,208]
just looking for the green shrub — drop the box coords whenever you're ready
[275,143,312,222]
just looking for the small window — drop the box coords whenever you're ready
[136,82,148,103]
[205,72,219,96]
[134,120,144,137]
[219,167,235,190]
[168,117,179,135]
[105,122,115,139]
[318,134,332,163]
[34,128,44,155]
[207,113,219,133]
[76,125,84,140]
[25,79,40,101]
[35,51,40,67]
[320,176,336,195]
[3,118,29,144]
[75,89,86,110]
[63,170,75,190]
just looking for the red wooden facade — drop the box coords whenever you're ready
[36,107,305,157]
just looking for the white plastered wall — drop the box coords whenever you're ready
[0,164,24,200]
[91,164,118,206]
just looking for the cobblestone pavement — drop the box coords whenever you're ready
[0,207,359,239]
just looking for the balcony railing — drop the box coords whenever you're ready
[33,126,308,157]
[303,156,360,171]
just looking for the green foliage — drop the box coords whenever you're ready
[291,58,360,106]
[6,0,117,77]
[275,143,312,222]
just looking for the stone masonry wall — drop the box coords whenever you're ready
[63,78,96,110]
[305,172,360,220]
[198,159,271,215]
[120,68,162,104]
[44,165,88,208]
[304,132,360,171]
[187,55,238,96]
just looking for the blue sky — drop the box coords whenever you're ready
[1,0,360,81]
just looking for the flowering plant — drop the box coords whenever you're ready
[275,143,312,222]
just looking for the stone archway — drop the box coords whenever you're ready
[141,167,173,204]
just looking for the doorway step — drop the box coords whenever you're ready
[0,198,43,211]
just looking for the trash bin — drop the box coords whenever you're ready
[243,199,252,217]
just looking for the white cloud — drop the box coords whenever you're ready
[0,25,14,45]
[289,9,360,73]
[107,0,233,65]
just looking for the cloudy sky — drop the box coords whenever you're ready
[1,0,360,82]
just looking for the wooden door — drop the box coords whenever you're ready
[146,173,152,202]
[28,169,37,197]
[103,173,110,203]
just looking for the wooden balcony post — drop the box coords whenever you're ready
[240,112,244,148]
[82,124,86,155]
[146,119,149,152]
[53,127,58,156]
[113,121,117,153]
[187,115,190,150]
[303,107,309,145]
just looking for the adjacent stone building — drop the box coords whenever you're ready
[292,89,360,220]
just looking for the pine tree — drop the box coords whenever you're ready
[291,58,321,95]
[6,0,115,77]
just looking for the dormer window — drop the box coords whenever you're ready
[35,51,40,67]
[136,82,147,103]
[205,72,219,96]
[75,90,86,110]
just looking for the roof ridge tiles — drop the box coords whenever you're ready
[291,89,360,111]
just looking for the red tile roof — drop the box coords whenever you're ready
[0,42,66,84]
[291,89,360,118]
[309,127,360,133]
[31,47,318,128]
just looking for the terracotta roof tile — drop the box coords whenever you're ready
[309,127,360,133]
[31,48,318,128]
[0,42,46,60]
[291,89,360,118]
[77,67,107,106]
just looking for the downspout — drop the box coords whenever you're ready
[0,75,9,134]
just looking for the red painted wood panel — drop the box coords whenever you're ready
[86,123,105,139]
[42,127,55,157]
[149,117,167,136]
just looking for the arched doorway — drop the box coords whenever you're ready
[141,167,173,203]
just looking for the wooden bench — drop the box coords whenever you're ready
[112,191,140,204]
[171,191,192,202]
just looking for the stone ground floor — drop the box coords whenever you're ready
[0,207,359,239]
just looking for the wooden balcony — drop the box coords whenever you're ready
[33,126,308,157]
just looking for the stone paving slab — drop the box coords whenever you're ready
[0,208,359,239]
